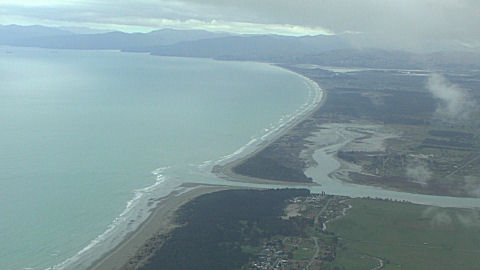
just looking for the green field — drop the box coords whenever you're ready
[325,199,480,270]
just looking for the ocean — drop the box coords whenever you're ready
[0,47,320,270]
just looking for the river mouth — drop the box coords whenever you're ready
[0,48,318,270]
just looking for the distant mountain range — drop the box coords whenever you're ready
[0,25,230,49]
[140,34,351,60]
[0,24,350,54]
[1,24,479,70]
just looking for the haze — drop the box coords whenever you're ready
[2,0,479,51]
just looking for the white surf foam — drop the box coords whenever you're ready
[209,70,323,168]
[47,68,324,270]
[47,167,180,270]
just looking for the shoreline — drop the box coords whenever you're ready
[87,184,239,270]
[87,64,325,270]
[213,64,328,185]
[66,59,479,270]
[8,47,477,270]
[213,66,480,208]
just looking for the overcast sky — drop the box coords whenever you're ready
[1,0,479,50]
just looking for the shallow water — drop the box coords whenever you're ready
[0,47,318,270]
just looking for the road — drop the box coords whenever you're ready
[306,197,333,270]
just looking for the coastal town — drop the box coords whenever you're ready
[247,194,349,270]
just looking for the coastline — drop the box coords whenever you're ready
[212,65,327,186]
[87,65,325,270]
[63,59,480,270]
[87,184,238,270]
[213,66,480,208]
[8,46,478,270]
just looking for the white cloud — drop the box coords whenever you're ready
[151,19,333,36]
[0,11,332,35]
[427,73,477,121]
[1,0,480,49]
[406,163,431,187]
[0,0,78,6]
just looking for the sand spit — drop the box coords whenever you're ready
[86,65,323,270]
[88,185,236,270]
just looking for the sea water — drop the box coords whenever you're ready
[0,47,318,270]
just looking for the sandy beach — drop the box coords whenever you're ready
[213,69,327,186]
[88,184,236,270]
[88,67,325,270]
[83,64,480,270]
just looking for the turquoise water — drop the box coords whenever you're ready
[0,47,317,270]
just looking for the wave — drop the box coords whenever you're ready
[47,68,323,270]
[47,167,181,270]
[211,71,323,167]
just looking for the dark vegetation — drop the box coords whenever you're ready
[231,66,480,197]
[233,155,312,182]
[231,114,324,183]
[139,189,310,270]
[317,88,434,125]
[231,68,437,183]
[131,190,480,270]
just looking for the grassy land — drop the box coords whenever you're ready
[291,238,316,260]
[326,199,480,270]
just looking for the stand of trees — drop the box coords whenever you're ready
[140,189,310,270]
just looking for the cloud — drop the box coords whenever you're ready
[1,0,480,50]
[422,207,452,227]
[175,0,480,51]
[406,163,431,187]
[431,212,452,226]
[112,19,332,35]
[0,0,76,6]
[423,206,480,228]
[456,209,480,228]
[427,73,476,121]
[0,2,331,35]
[462,176,480,197]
